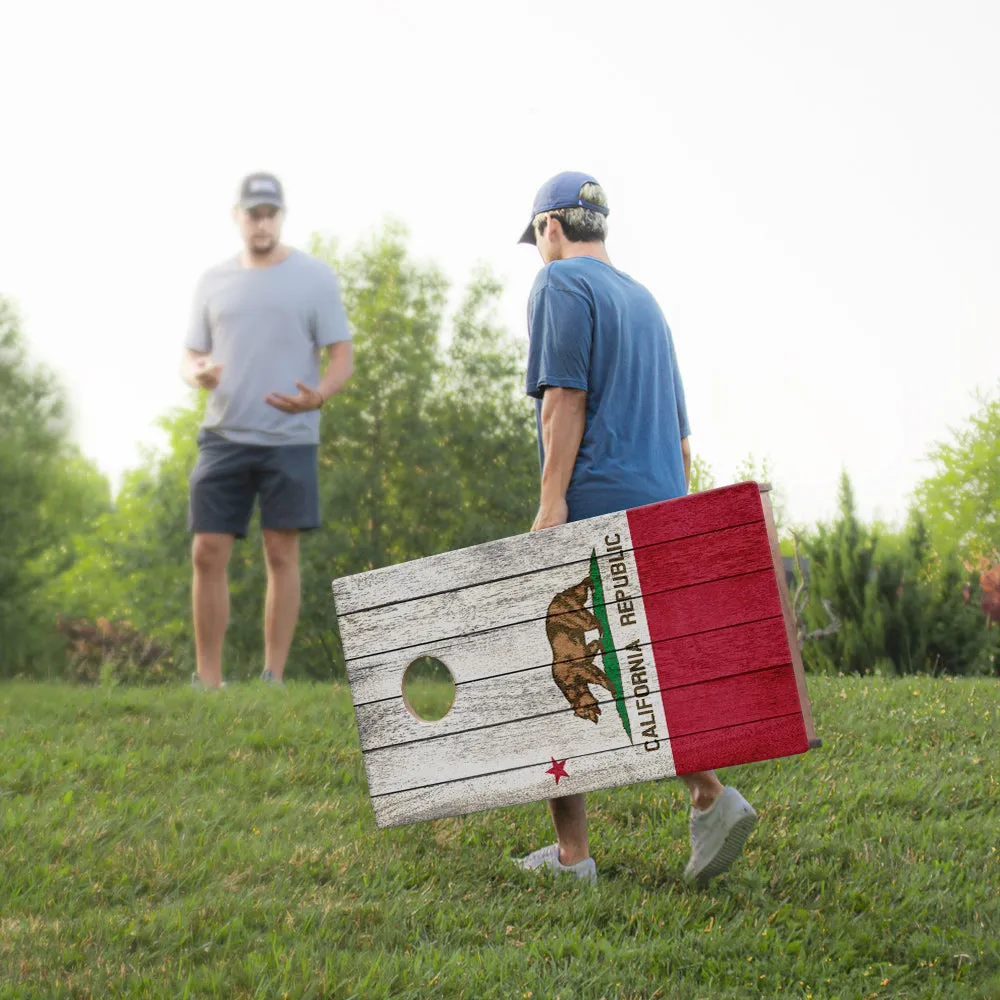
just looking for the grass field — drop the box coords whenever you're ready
[0,675,997,1000]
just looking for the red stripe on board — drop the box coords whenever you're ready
[627,483,808,772]
[668,713,809,775]
[625,482,764,549]
[639,569,783,644]
[622,521,774,597]
[659,663,802,739]
[650,617,792,691]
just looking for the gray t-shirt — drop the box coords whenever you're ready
[185,248,352,446]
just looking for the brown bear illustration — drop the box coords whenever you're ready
[545,575,616,723]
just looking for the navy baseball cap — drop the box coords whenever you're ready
[238,172,285,210]
[517,170,609,244]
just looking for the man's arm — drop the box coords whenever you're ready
[262,264,352,412]
[317,341,353,403]
[182,273,219,389]
[667,326,692,493]
[265,341,354,413]
[532,386,587,532]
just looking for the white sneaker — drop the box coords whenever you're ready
[191,672,226,690]
[514,844,597,884]
[684,786,757,886]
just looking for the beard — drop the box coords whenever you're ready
[248,235,277,257]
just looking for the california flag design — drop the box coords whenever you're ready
[333,482,818,828]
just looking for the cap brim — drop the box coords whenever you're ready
[240,196,283,209]
[517,220,536,245]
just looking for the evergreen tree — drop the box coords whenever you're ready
[802,472,878,673]
[802,473,999,676]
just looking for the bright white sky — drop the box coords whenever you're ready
[3,0,998,530]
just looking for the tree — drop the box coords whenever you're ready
[801,472,879,674]
[914,384,1000,561]
[0,297,111,676]
[428,263,538,551]
[57,224,541,682]
[733,452,788,534]
[298,228,538,676]
[688,455,717,494]
[48,398,205,648]
[307,223,452,574]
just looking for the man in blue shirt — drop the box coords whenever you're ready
[514,171,757,886]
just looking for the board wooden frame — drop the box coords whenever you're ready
[758,484,820,748]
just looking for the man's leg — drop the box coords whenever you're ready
[188,429,255,688]
[256,441,319,682]
[514,793,597,882]
[548,794,590,864]
[680,769,757,885]
[546,774,722,863]
[680,770,725,809]
[261,529,301,682]
[192,532,234,688]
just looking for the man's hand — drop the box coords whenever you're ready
[265,381,324,413]
[193,358,223,390]
[531,498,569,533]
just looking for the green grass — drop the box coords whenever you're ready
[0,676,997,1000]
[401,661,456,722]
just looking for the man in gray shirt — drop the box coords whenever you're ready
[181,172,353,688]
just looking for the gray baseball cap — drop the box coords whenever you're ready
[238,172,285,210]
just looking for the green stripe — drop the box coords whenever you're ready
[589,550,632,741]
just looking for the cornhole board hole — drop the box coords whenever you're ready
[332,481,820,829]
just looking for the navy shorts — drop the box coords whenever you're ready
[188,429,321,538]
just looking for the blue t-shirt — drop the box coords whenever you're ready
[525,256,690,522]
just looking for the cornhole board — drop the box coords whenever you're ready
[332,482,819,828]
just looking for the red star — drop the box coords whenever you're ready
[545,757,569,784]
